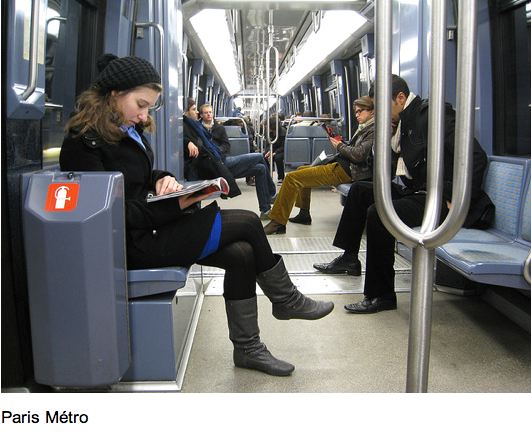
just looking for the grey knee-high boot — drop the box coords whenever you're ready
[257,255,334,320]
[225,297,294,376]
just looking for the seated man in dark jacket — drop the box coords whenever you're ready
[313,74,489,314]
[183,98,240,198]
[199,103,276,219]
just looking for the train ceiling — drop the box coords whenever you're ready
[183,0,372,97]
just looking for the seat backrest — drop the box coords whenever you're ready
[287,125,327,138]
[312,138,335,162]
[228,138,250,156]
[284,137,312,167]
[483,157,527,237]
[224,125,245,138]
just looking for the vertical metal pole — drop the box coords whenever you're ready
[405,0,446,394]
[406,247,434,392]
[374,0,479,393]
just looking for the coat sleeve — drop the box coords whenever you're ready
[440,105,487,202]
[336,126,375,163]
[60,135,186,230]
[212,125,231,157]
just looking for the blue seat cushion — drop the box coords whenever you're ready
[443,228,513,244]
[436,242,531,290]
[127,267,189,299]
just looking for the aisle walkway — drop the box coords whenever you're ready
[181,180,531,392]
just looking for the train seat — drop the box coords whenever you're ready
[22,171,198,388]
[335,157,531,290]
[435,156,531,290]
[285,125,328,168]
[224,125,250,156]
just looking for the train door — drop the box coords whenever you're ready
[42,0,106,168]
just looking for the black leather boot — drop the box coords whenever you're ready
[225,297,294,376]
[288,208,312,225]
[257,255,334,320]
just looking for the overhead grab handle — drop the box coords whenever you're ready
[21,0,41,101]
[135,22,165,111]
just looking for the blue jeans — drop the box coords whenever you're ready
[225,154,276,212]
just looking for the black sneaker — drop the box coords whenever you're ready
[313,255,361,276]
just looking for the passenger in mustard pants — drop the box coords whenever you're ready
[264,96,375,235]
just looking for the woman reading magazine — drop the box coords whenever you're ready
[59,54,334,377]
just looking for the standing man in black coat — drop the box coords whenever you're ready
[314,74,488,313]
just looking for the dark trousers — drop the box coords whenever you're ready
[273,152,285,180]
[197,209,276,300]
[333,181,442,298]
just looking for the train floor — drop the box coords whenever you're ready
[181,177,531,393]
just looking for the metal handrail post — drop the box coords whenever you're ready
[265,46,280,173]
[524,250,531,285]
[374,0,478,392]
[405,0,446,393]
[406,247,434,392]
[21,0,41,101]
[136,22,165,111]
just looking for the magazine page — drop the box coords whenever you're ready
[146,177,229,202]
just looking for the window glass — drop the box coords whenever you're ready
[493,0,531,156]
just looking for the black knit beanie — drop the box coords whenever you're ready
[93,54,161,92]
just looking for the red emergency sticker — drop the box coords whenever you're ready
[44,183,80,212]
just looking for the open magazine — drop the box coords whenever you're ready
[146,177,229,202]
[311,150,338,167]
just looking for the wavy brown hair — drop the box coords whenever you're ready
[65,83,162,144]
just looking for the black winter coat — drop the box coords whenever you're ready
[60,127,219,269]
[397,96,491,228]
[398,96,487,202]
[209,122,231,158]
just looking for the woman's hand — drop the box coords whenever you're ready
[178,191,212,209]
[329,137,341,149]
[187,141,199,158]
[155,176,183,196]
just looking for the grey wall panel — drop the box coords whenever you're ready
[475,0,493,155]
[162,0,184,177]
[104,0,135,56]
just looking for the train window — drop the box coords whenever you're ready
[491,0,531,156]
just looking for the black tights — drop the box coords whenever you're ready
[196,209,277,300]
